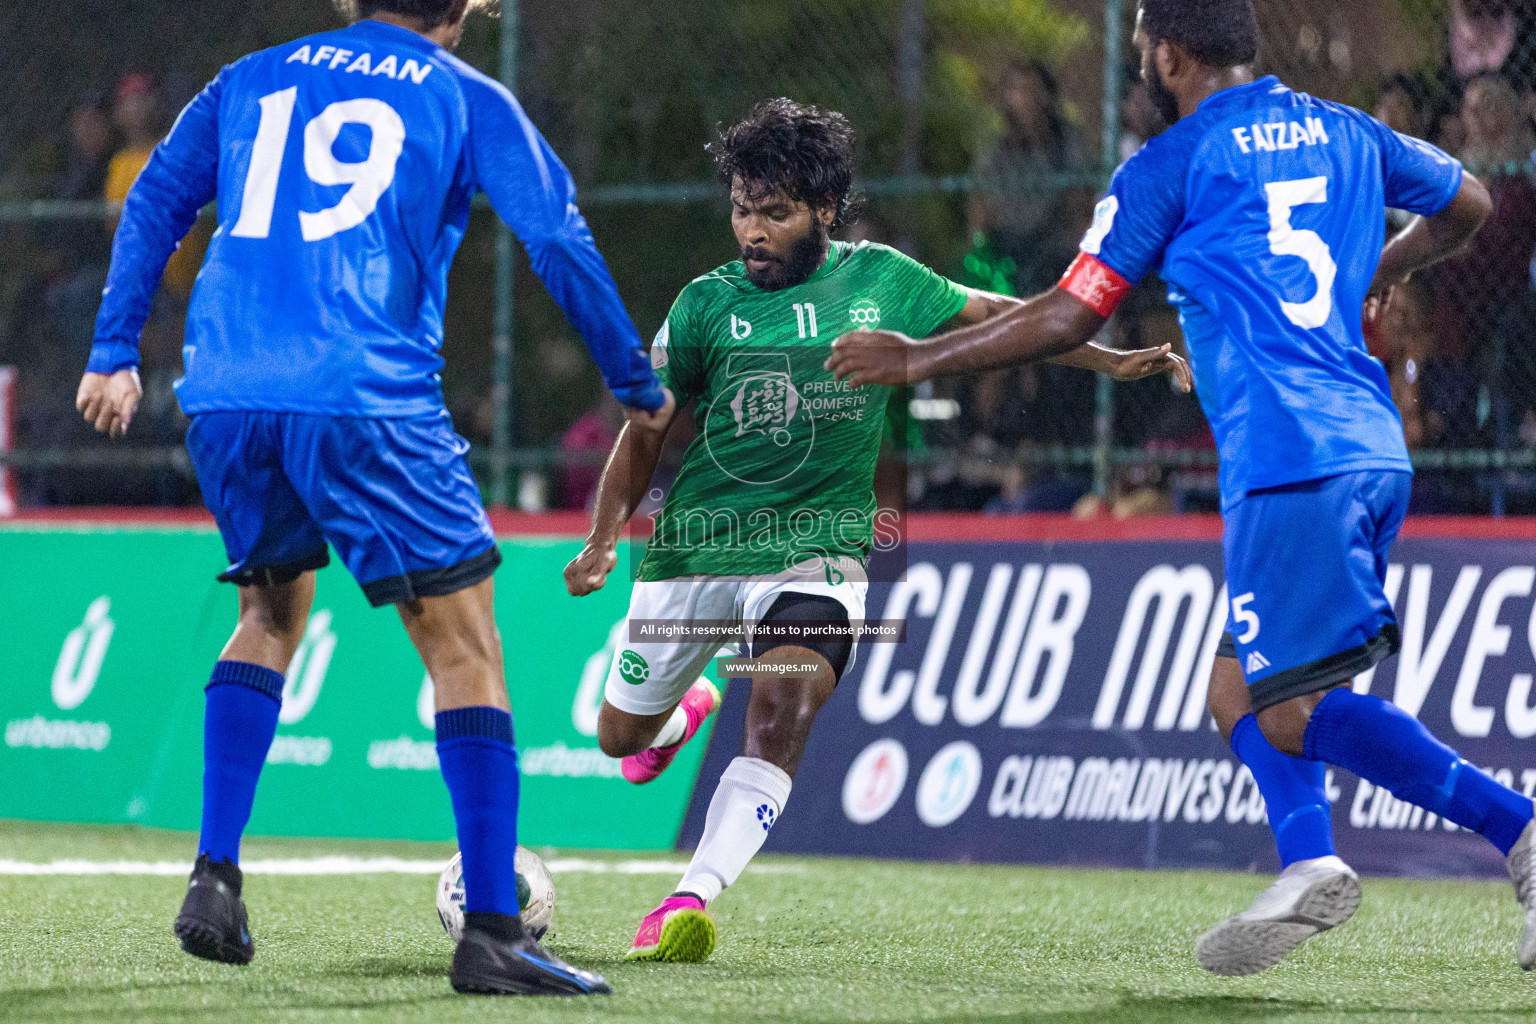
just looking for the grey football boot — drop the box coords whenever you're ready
[1506,814,1536,970]
[1195,855,1361,976]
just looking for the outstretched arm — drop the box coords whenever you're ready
[827,285,1191,391]
[944,287,1192,385]
[564,410,676,596]
[1367,173,1491,321]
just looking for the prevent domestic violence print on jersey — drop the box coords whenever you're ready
[636,241,968,582]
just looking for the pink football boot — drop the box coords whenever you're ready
[625,893,716,962]
[621,679,720,785]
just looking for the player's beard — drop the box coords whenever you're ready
[1146,63,1181,127]
[741,222,829,291]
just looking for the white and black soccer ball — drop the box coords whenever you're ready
[435,845,555,941]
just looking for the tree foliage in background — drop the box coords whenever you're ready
[529,0,1089,186]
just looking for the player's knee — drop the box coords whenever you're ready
[1255,698,1312,757]
[742,675,830,772]
[595,703,652,758]
[401,597,502,673]
[236,585,310,650]
[1206,658,1252,743]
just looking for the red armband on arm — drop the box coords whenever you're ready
[1059,252,1132,318]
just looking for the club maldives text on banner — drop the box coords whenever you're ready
[0,517,716,849]
[683,518,1536,879]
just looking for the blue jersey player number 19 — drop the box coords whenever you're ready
[74,3,663,997]
[231,89,407,242]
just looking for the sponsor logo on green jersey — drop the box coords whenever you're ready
[849,299,881,330]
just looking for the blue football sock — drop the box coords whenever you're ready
[436,706,521,918]
[1304,688,1535,855]
[1231,713,1335,867]
[199,660,284,864]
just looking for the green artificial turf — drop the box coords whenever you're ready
[1,819,1534,1023]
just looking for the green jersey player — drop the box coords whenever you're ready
[563,98,1190,964]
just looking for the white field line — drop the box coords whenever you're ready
[0,856,803,876]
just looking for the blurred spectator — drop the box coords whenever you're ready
[1450,0,1519,81]
[49,92,115,264]
[978,363,1094,450]
[968,60,1086,296]
[1071,463,1173,519]
[1490,290,1536,453]
[1430,74,1536,396]
[983,461,1087,515]
[1119,78,1164,162]
[104,74,207,299]
[1376,74,1432,140]
[558,394,623,511]
[38,92,117,361]
[1460,71,1536,168]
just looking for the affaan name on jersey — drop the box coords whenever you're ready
[1230,117,1330,155]
[285,45,434,85]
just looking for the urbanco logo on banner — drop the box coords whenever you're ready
[915,741,983,827]
[5,596,115,752]
[842,738,908,824]
[52,595,114,710]
[268,609,335,767]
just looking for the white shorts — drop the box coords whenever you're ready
[602,558,868,716]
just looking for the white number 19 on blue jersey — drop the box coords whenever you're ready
[231,87,406,243]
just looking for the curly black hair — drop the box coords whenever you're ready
[708,98,864,231]
[1139,0,1258,68]
[333,0,497,29]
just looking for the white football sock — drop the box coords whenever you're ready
[677,756,792,904]
[650,704,689,749]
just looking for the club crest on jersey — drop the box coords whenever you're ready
[701,352,817,486]
[849,299,881,330]
[730,314,753,340]
[730,374,800,442]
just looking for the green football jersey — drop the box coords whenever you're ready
[637,240,969,581]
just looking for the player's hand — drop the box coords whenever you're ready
[1108,344,1194,393]
[564,540,618,597]
[628,387,676,433]
[75,369,143,439]
[825,330,921,387]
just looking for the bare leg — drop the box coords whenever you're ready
[395,577,507,712]
[221,572,315,673]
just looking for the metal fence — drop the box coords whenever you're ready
[2,0,1535,514]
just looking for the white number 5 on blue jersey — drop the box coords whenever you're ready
[231,87,406,242]
[1264,176,1338,330]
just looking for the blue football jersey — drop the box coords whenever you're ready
[1080,76,1462,508]
[89,19,663,416]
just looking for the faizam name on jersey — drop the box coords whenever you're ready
[1231,117,1330,155]
[284,44,434,84]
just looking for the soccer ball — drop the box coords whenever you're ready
[435,846,555,941]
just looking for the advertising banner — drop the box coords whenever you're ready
[0,521,714,849]
[684,527,1536,879]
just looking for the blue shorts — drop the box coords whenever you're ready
[186,411,499,607]
[1222,470,1410,712]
